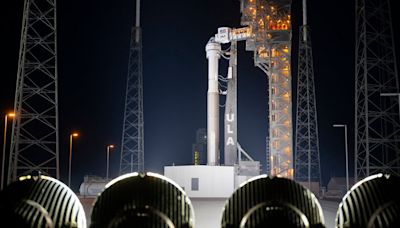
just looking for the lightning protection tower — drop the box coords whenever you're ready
[120,0,144,174]
[294,0,321,189]
[8,0,59,182]
[355,0,400,180]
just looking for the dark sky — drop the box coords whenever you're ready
[1,0,399,191]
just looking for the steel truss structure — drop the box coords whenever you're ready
[241,0,293,178]
[8,0,59,182]
[355,0,400,180]
[120,0,144,174]
[294,0,321,186]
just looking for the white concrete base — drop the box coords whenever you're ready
[164,165,261,228]
[191,198,227,228]
[164,165,235,198]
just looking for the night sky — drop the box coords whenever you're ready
[1,0,399,191]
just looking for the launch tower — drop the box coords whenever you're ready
[8,0,60,182]
[240,0,293,178]
[120,0,144,174]
[355,0,400,180]
[294,0,321,189]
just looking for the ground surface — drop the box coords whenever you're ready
[320,199,340,228]
[80,196,341,227]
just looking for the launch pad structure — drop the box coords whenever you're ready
[240,0,293,179]
[164,0,293,227]
[193,0,293,176]
[202,0,293,177]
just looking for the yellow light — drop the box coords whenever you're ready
[8,113,15,117]
[109,145,115,149]
[283,92,290,98]
[72,133,79,137]
[19,175,32,181]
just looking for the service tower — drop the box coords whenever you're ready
[240,0,293,178]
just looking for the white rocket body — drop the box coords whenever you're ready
[206,39,221,166]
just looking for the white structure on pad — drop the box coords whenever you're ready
[164,165,258,228]
[164,166,234,198]
[164,166,235,228]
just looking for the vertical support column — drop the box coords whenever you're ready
[224,41,238,165]
[206,38,221,166]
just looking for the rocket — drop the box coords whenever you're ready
[205,38,221,166]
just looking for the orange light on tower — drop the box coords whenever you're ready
[68,132,79,187]
[282,46,289,53]
[283,92,290,100]
[284,120,290,126]
[2,112,16,190]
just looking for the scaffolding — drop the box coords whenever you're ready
[355,0,400,180]
[240,0,293,178]
[8,0,60,182]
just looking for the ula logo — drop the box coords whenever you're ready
[226,113,235,146]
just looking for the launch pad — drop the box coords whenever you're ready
[164,165,260,228]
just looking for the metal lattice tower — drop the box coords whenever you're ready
[294,0,321,186]
[241,0,293,178]
[8,0,59,183]
[265,136,270,173]
[120,0,144,174]
[355,0,400,180]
